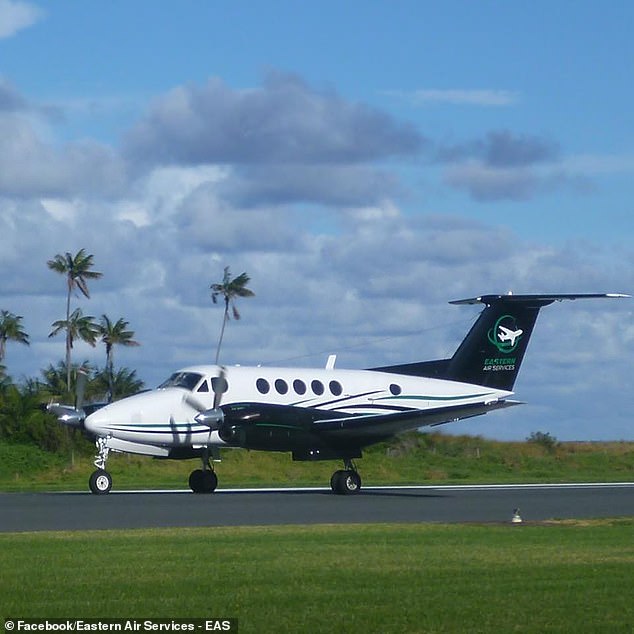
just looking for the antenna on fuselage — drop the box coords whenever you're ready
[326,355,337,370]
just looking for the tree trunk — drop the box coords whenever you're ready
[107,345,114,402]
[215,301,229,364]
[65,280,72,391]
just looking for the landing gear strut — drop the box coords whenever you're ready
[89,437,113,495]
[330,459,362,495]
[189,449,218,494]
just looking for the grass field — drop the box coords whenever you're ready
[2,433,634,492]
[1,521,633,633]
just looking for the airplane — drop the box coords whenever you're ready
[497,325,523,347]
[48,292,629,495]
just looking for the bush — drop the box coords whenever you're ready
[527,431,559,452]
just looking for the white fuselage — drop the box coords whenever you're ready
[84,364,512,454]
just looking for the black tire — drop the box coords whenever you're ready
[189,469,204,493]
[330,469,345,493]
[201,470,218,493]
[331,469,361,495]
[189,469,218,493]
[89,469,112,495]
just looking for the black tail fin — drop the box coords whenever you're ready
[373,293,628,391]
[443,295,552,390]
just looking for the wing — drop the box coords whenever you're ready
[311,399,520,439]
[218,400,521,455]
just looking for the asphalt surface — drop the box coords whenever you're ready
[1,483,633,532]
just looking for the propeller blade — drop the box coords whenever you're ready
[183,368,228,430]
[212,366,227,410]
[183,393,207,412]
[75,366,89,411]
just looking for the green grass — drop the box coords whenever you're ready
[1,521,633,632]
[1,433,633,492]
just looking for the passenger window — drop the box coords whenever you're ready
[256,378,270,394]
[275,379,288,394]
[329,380,342,396]
[293,379,306,395]
[197,380,210,393]
[311,380,324,395]
[390,384,402,396]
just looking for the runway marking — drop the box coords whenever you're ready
[56,482,634,494]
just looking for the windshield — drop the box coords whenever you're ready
[157,372,204,391]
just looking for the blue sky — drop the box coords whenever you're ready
[1,0,633,441]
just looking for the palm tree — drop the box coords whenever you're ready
[49,309,99,370]
[40,360,94,462]
[92,367,145,401]
[0,310,29,364]
[210,267,255,364]
[47,249,102,389]
[40,360,92,404]
[97,315,140,401]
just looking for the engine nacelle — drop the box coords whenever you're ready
[47,403,85,428]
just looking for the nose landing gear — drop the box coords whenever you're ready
[89,469,112,494]
[89,437,113,495]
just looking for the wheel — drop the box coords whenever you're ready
[330,469,345,493]
[189,469,205,493]
[89,469,112,495]
[340,470,361,494]
[201,470,218,493]
[189,469,218,493]
[331,469,361,495]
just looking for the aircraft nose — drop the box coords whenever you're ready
[84,406,111,435]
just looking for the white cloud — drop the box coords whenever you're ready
[388,88,519,107]
[0,113,127,197]
[0,0,43,39]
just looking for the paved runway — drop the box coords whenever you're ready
[1,483,633,532]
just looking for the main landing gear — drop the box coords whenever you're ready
[330,459,362,495]
[89,437,113,495]
[189,449,218,494]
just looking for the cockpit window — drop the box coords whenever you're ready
[158,372,205,391]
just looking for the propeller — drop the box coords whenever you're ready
[75,366,88,411]
[47,366,90,429]
[183,367,227,431]
[213,366,227,410]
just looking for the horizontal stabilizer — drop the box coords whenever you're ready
[450,293,630,306]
